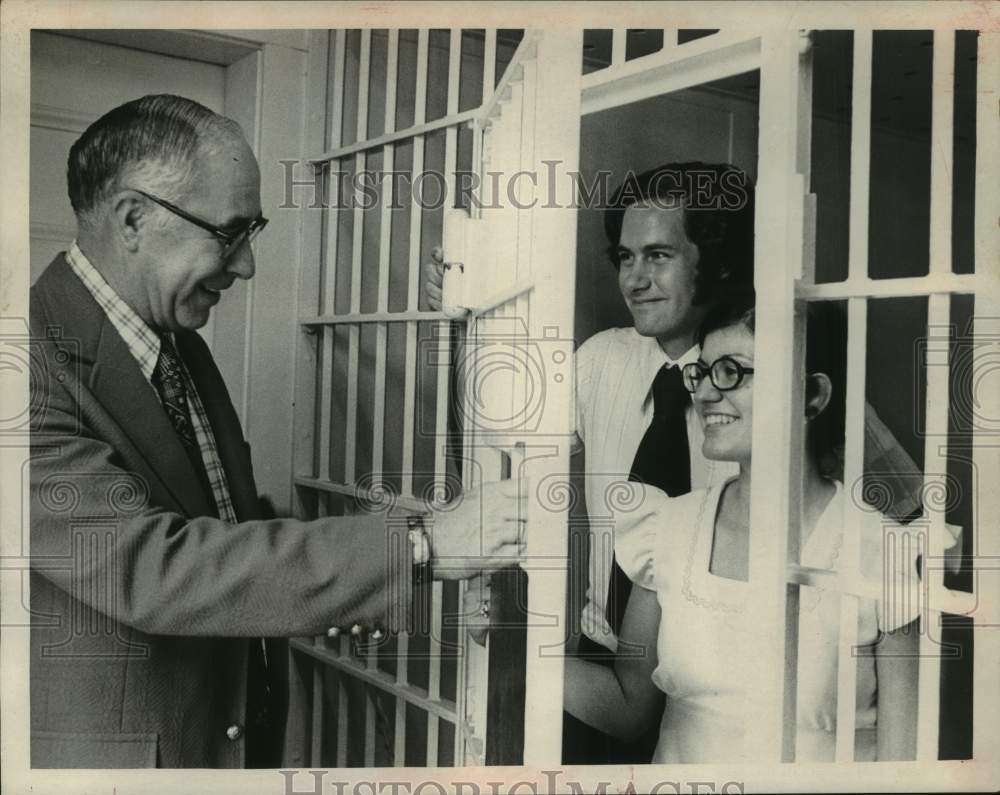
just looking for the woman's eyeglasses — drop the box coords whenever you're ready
[132,189,268,260]
[682,356,755,393]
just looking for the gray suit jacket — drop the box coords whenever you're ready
[29,254,414,767]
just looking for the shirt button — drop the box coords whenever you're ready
[226,723,243,741]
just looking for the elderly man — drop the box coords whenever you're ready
[29,94,524,769]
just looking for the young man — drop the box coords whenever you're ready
[30,94,525,768]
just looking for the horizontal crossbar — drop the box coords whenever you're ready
[797,272,987,301]
[290,638,459,722]
[294,476,429,513]
[300,310,449,326]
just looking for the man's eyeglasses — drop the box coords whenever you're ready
[682,356,755,393]
[133,189,268,260]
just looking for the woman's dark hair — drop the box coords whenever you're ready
[697,294,847,471]
[603,161,755,307]
[696,293,756,346]
[804,301,847,474]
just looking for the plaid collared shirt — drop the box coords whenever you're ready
[66,242,238,523]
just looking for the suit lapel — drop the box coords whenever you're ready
[36,255,215,519]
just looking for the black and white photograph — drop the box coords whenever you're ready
[1,2,998,793]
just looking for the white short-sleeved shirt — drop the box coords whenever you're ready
[573,328,737,649]
[615,479,923,763]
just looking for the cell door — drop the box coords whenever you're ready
[286,28,581,768]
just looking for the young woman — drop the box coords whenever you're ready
[564,300,922,763]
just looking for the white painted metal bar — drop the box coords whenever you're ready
[796,31,817,287]
[929,30,955,277]
[611,29,627,66]
[343,30,372,489]
[381,31,412,767]
[309,666,324,765]
[778,301,807,764]
[295,476,428,513]
[424,27,463,768]
[469,279,535,317]
[743,30,804,763]
[309,108,479,164]
[519,30,582,766]
[298,30,340,767]
[917,292,949,760]
[454,31,498,764]
[393,661,407,765]
[401,30,429,503]
[318,30,348,486]
[848,29,873,283]
[517,56,536,284]
[479,31,540,124]
[483,28,497,94]
[497,76,522,299]
[835,297,867,761]
[785,564,978,615]
[797,272,984,301]
[972,29,1000,763]
[301,310,448,325]
[364,21,388,738]
[292,29,330,519]
[357,36,399,770]
[825,32,873,761]
[581,33,761,116]
[487,83,514,301]
[382,25,431,768]
[371,29,399,483]
[914,31,958,758]
[780,38,814,760]
[662,28,678,55]
[336,674,349,766]
[290,638,461,720]
[364,681,377,767]
[970,327,1000,760]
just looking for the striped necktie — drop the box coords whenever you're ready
[151,334,218,516]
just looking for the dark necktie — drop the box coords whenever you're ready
[151,334,218,516]
[605,364,691,633]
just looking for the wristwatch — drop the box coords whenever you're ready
[407,514,433,584]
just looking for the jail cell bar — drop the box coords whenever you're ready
[284,25,1000,768]
[290,29,490,767]
[790,29,996,763]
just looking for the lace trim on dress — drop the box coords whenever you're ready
[680,487,744,614]
[678,482,845,614]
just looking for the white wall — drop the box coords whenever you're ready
[29,32,227,281]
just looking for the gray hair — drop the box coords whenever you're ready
[67,94,243,229]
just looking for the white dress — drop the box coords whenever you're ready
[615,478,923,763]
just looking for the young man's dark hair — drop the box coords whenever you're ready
[603,161,755,307]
